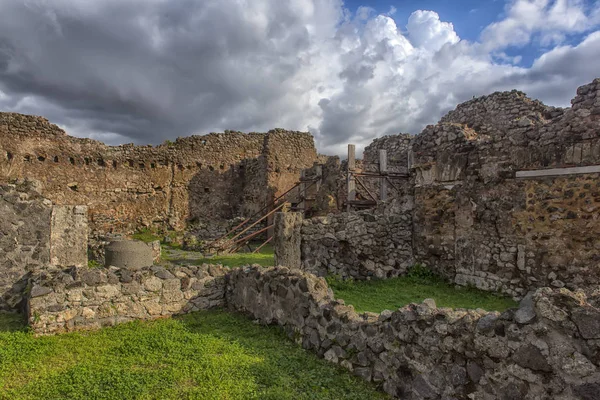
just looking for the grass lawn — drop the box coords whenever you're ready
[328,276,518,313]
[0,311,387,400]
[191,243,275,268]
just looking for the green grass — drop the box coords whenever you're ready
[131,228,162,243]
[0,313,27,333]
[0,310,387,400]
[194,244,275,268]
[328,276,518,313]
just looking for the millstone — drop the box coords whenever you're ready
[104,240,154,270]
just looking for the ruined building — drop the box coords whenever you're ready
[284,78,600,299]
[1,79,600,400]
[0,115,318,238]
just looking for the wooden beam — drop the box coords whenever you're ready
[347,144,356,212]
[516,165,600,178]
[348,144,356,171]
[379,149,387,201]
[354,175,378,203]
[298,169,306,211]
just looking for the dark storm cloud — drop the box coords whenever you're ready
[0,0,334,144]
[0,0,598,155]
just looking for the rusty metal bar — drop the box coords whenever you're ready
[233,224,273,245]
[230,225,273,253]
[212,180,307,244]
[253,236,273,254]
[229,202,285,243]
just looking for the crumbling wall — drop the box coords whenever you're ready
[273,212,303,269]
[412,79,600,297]
[0,181,88,311]
[50,205,88,268]
[299,206,413,279]
[28,264,228,335]
[227,266,600,399]
[0,114,318,237]
[362,134,413,205]
[0,182,52,311]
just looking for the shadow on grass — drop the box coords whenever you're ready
[175,310,389,400]
[0,312,28,333]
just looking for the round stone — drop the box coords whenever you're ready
[104,240,154,270]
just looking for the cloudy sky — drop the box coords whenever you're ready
[0,0,599,155]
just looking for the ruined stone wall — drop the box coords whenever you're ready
[0,113,317,237]
[27,264,227,335]
[0,181,88,311]
[412,79,600,297]
[288,79,599,297]
[299,205,413,279]
[362,134,413,205]
[0,181,52,311]
[227,266,600,399]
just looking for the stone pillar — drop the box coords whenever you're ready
[50,205,88,267]
[273,212,303,269]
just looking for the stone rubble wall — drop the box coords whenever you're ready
[411,79,600,297]
[0,181,53,311]
[0,182,88,311]
[292,79,600,297]
[27,264,228,335]
[0,113,318,237]
[226,266,600,400]
[299,205,413,279]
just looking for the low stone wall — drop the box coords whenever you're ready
[28,264,227,335]
[299,209,413,279]
[227,266,600,399]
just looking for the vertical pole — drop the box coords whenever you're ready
[315,165,322,193]
[379,149,388,201]
[347,144,356,212]
[299,169,306,213]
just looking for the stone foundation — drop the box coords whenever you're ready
[28,263,228,335]
[227,266,600,399]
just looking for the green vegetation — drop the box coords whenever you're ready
[327,273,518,313]
[131,228,162,243]
[0,311,386,400]
[0,313,27,333]
[87,260,101,268]
[193,244,275,268]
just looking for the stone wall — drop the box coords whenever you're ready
[292,78,600,297]
[0,181,88,311]
[50,205,88,268]
[227,266,600,400]
[411,79,600,297]
[299,204,413,279]
[0,113,318,237]
[0,181,52,311]
[27,263,228,335]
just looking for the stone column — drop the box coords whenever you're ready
[273,212,303,269]
[50,205,88,267]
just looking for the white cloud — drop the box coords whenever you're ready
[481,0,597,50]
[406,10,460,52]
[0,0,598,156]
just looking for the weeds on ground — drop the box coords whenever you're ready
[327,264,517,313]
